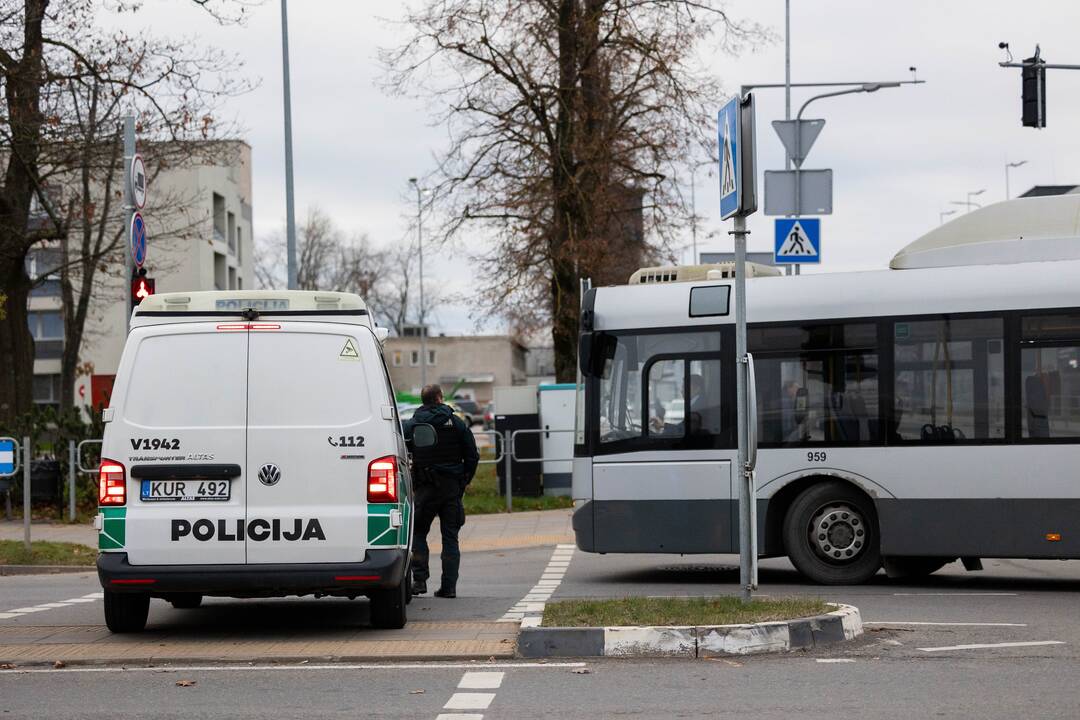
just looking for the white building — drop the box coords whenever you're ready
[26,140,254,414]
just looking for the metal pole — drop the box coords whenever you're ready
[784,1,792,277]
[504,430,513,513]
[68,440,76,522]
[123,116,135,333]
[418,188,427,387]
[281,0,298,290]
[733,217,752,602]
[690,166,698,264]
[22,437,31,551]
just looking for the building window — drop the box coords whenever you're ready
[212,192,226,243]
[227,210,236,253]
[410,350,420,367]
[893,317,1004,442]
[237,226,243,262]
[32,374,62,407]
[428,350,437,366]
[28,310,63,340]
[1020,313,1080,439]
[392,350,403,367]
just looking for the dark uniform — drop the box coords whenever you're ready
[405,403,479,596]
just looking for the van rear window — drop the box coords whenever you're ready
[125,332,246,427]
[248,332,373,427]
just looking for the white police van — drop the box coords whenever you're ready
[95,291,414,632]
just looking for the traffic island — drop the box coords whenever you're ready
[0,540,97,574]
[517,597,862,659]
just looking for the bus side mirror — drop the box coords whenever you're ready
[579,331,616,377]
[411,423,438,449]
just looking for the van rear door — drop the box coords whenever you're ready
[117,323,248,566]
[245,324,389,564]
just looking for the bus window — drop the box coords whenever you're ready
[1021,313,1080,439]
[893,317,1004,442]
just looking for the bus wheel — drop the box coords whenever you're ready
[103,591,150,633]
[784,481,881,585]
[369,580,408,629]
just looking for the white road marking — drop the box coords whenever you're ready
[444,692,496,710]
[499,546,574,624]
[1,593,103,622]
[0,612,22,620]
[520,617,542,628]
[816,659,856,663]
[918,640,1065,653]
[557,544,575,549]
[866,621,1027,627]
[7,607,46,614]
[436,715,482,720]
[82,593,104,599]
[893,592,1018,597]
[36,603,72,609]
[458,671,505,689]
[0,661,587,676]
[61,598,97,604]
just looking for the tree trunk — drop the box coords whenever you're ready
[0,254,34,424]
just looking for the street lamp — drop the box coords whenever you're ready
[408,178,428,389]
[1005,160,1028,200]
[280,0,298,289]
[950,189,986,212]
[939,209,958,225]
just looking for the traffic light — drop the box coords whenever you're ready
[1022,55,1046,128]
[130,269,155,306]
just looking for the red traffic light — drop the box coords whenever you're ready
[130,275,155,306]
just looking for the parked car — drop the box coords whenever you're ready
[397,404,421,422]
[446,401,474,427]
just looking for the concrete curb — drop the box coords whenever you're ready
[518,603,862,659]
[0,565,95,576]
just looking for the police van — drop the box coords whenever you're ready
[95,291,415,632]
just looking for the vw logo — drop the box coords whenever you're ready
[258,463,281,487]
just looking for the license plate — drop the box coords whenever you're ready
[140,479,230,502]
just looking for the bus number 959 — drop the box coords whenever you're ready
[807,451,827,463]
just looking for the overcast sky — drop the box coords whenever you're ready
[115,0,1080,335]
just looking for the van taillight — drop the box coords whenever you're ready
[367,456,398,503]
[99,459,126,506]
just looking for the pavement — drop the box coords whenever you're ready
[4,513,1080,716]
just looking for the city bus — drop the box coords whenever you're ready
[571,196,1080,584]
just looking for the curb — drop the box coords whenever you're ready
[0,565,96,576]
[517,603,862,659]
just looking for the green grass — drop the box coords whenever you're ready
[0,540,97,566]
[463,453,574,515]
[541,596,830,628]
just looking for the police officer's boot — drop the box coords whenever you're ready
[411,579,427,596]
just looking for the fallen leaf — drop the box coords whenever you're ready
[409,689,425,695]
[53,661,66,669]
[571,668,590,675]
[175,680,197,688]
[0,664,15,670]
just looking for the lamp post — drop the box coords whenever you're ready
[408,178,427,389]
[280,0,298,289]
[1005,160,1027,199]
[950,189,986,213]
[939,209,958,225]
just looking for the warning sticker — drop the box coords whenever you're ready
[339,338,360,360]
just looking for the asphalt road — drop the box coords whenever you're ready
[3,548,1080,717]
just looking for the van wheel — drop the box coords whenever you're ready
[369,580,408,629]
[784,481,881,585]
[168,593,203,610]
[103,591,150,633]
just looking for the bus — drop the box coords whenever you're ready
[571,195,1080,584]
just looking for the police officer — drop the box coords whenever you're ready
[405,384,479,598]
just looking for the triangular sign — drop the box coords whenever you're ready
[720,117,736,197]
[777,221,818,257]
[339,338,360,359]
[771,119,825,169]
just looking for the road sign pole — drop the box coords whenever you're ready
[68,440,77,523]
[22,437,31,551]
[123,115,135,334]
[732,218,753,603]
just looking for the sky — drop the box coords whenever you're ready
[109,0,1080,335]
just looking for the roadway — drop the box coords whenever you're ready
[3,536,1080,717]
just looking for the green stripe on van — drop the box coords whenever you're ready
[99,507,127,550]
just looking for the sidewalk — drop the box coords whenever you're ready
[0,508,574,554]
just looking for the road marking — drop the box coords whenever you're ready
[918,640,1065,653]
[36,602,72,609]
[0,612,21,620]
[893,593,1018,597]
[866,621,1028,627]
[499,546,574,624]
[816,659,856,663]
[0,661,587,676]
[7,607,46,614]
[458,671,505,689]
[62,598,96,604]
[444,692,495,710]
[82,593,103,599]
[436,715,482,720]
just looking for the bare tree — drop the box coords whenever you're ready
[0,0,250,425]
[382,0,766,381]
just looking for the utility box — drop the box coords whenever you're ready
[494,385,542,497]
[538,384,576,496]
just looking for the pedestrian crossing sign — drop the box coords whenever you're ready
[718,96,741,219]
[774,218,821,264]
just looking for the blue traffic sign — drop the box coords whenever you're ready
[774,218,821,264]
[0,438,15,476]
[718,96,741,220]
[131,212,147,267]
